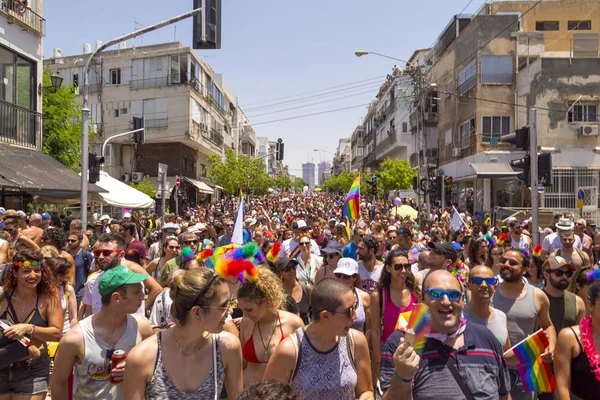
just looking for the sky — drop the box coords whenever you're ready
[44,0,490,177]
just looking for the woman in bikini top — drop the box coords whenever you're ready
[237,266,304,388]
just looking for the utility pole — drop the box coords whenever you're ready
[529,108,540,246]
[80,7,202,227]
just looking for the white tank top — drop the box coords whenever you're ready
[59,285,70,334]
[73,314,141,399]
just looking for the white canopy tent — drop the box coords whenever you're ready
[91,171,155,208]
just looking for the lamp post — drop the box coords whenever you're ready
[50,72,63,89]
[354,51,416,68]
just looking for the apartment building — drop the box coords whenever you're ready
[419,0,600,217]
[350,125,364,171]
[0,1,96,207]
[318,161,330,186]
[360,68,413,172]
[302,162,315,188]
[45,42,258,205]
[332,138,351,176]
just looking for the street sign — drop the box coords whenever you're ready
[176,177,181,188]
[577,189,585,209]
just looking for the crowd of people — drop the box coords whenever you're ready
[0,193,599,400]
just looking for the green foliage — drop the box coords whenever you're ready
[129,176,157,198]
[208,148,274,195]
[293,177,308,189]
[274,175,292,191]
[41,67,87,172]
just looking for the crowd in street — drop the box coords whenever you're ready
[0,192,600,400]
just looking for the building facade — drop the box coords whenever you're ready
[350,125,364,171]
[318,161,330,186]
[302,162,315,188]
[332,137,351,176]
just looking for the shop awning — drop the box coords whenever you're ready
[89,172,155,208]
[469,163,520,179]
[0,145,104,194]
[183,177,214,194]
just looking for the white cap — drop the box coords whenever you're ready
[334,258,359,276]
[295,220,308,230]
[195,222,207,231]
[123,212,132,218]
[100,214,111,221]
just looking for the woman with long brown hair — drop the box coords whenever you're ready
[369,249,419,388]
[146,236,180,283]
[465,237,488,268]
[0,249,62,400]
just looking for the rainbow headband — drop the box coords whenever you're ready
[197,242,263,282]
[13,260,41,267]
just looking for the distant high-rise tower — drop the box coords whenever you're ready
[302,162,316,188]
[318,161,330,186]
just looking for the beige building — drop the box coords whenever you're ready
[45,41,257,204]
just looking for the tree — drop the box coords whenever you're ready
[41,67,86,171]
[129,176,157,198]
[293,177,308,190]
[208,148,274,195]
[378,158,417,192]
[274,175,292,191]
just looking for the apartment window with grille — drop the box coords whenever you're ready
[568,21,592,31]
[536,21,559,31]
[459,118,475,147]
[568,104,598,122]
[110,69,121,85]
[120,108,128,115]
[458,58,476,95]
[482,116,511,140]
[481,56,514,84]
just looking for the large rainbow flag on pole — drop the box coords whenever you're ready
[342,175,360,221]
[504,329,555,392]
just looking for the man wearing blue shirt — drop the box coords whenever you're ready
[342,226,365,260]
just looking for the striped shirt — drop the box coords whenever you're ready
[380,323,510,399]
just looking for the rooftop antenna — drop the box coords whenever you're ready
[133,21,145,48]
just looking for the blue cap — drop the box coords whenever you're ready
[451,241,463,251]
[42,213,51,220]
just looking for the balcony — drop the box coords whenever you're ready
[375,131,397,157]
[145,117,168,129]
[0,100,40,148]
[128,73,204,94]
[1,1,45,36]
[409,148,439,167]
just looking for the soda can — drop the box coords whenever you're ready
[110,350,126,384]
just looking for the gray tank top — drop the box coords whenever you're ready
[74,314,141,399]
[491,284,538,347]
[462,305,509,348]
[290,327,357,400]
[145,332,224,400]
[352,288,366,333]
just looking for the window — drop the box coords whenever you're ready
[458,58,476,95]
[110,69,121,85]
[568,21,592,31]
[389,118,395,134]
[481,56,513,84]
[568,104,598,122]
[170,56,180,84]
[73,73,79,88]
[536,21,559,31]
[402,122,408,133]
[120,108,128,115]
[459,118,475,146]
[200,164,207,177]
[114,109,119,117]
[482,116,511,140]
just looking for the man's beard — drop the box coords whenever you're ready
[358,253,371,262]
[549,277,569,291]
[100,256,120,271]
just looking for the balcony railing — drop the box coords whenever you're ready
[145,118,168,129]
[129,75,170,89]
[458,75,476,95]
[481,72,514,84]
[1,1,45,36]
[206,128,223,148]
[0,99,40,148]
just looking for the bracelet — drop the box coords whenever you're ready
[393,369,413,383]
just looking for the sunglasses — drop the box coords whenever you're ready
[500,257,520,267]
[513,225,523,229]
[299,242,311,247]
[68,239,79,243]
[225,224,234,228]
[335,273,356,280]
[551,270,574,278]
[93,249,122,257]
[423,288,463,302]
[326,253,339,259]
[184,240,199,245]
[392,263,411,271]
[470,277,498,286]
[327,304,356,319]
[167,245,181,250]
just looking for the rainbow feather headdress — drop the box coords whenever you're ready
[197,242,264,282]
[497,233,510,245]
[484,233,496,247]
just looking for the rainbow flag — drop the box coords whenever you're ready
[289,245,301,259]
[394,310,413,331]
[342,175,360,221]
[505,329,555,392]
[405,304,430,354]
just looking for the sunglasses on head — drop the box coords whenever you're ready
[424,288,463,302]
[500,257,520,267]
[391,263,411,271]
[470,277,498,286]
[93,249,122,257]
[551,269,574,278]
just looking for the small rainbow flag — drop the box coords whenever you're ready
[505,329,555,393]
[405,304,430,354]
[395,310,413,331]
[342,175,360,221]
[289,245,301,259]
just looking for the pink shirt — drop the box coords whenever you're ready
[381,287,417,344]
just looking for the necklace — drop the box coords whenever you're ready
[580,315,600,382]
[173,330,207,357]
[258,312,279,356]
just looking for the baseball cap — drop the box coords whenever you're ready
[16,210,26,218]
[428,242,458,263]
[275,257,299,272]
[451,241,464,251]
[98,265,148,297]
[294,220,309,230]
[244,217,257,227]
[42,212,51,220]
[334,258,359,276]
[321,241,343,254]
[123,212,132,219]
[0,207,5,215]
[161,223,179,232]
[4,209,18,218]
[544,255,576,272]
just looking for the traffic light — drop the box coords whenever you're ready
[412,176,418,191]
[88,153,105,184]
[371,185,377,197]
[193,0,222,50]
[371,175,377,185]
[510,154,530,185]
[502,126,530,150]
[538,152,552,187]
[445,176,453,185]
[276,138,284,161]
[133,117,144,144]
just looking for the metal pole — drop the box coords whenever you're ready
[441,175,445,210]
[161,171,167,221]
[529,108,540,246]
[80,7,202,227]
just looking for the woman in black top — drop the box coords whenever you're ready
[277,258,312,325]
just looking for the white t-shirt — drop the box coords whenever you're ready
[358,261,383,294]
[82,271,145,316]
[149,289,173,329]
[281,238,321,258]
[542,232,583,254]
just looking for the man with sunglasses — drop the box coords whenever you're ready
[508,219,532,250]
[51,265,153,400]
[67,230,93,302]
[463,265,510,351]
[381,269,510,400]
[159,232,199,284]
[491,248,555,400]
[217,218,234,247]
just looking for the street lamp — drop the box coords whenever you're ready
[50,72,63,89]
[354,50,416,68]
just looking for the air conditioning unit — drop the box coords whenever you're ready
[131,172,144,182]
[120,173,131,182]
[452,148,461,157]
[578,125,599,136]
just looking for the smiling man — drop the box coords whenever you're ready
[381,269,510,400]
